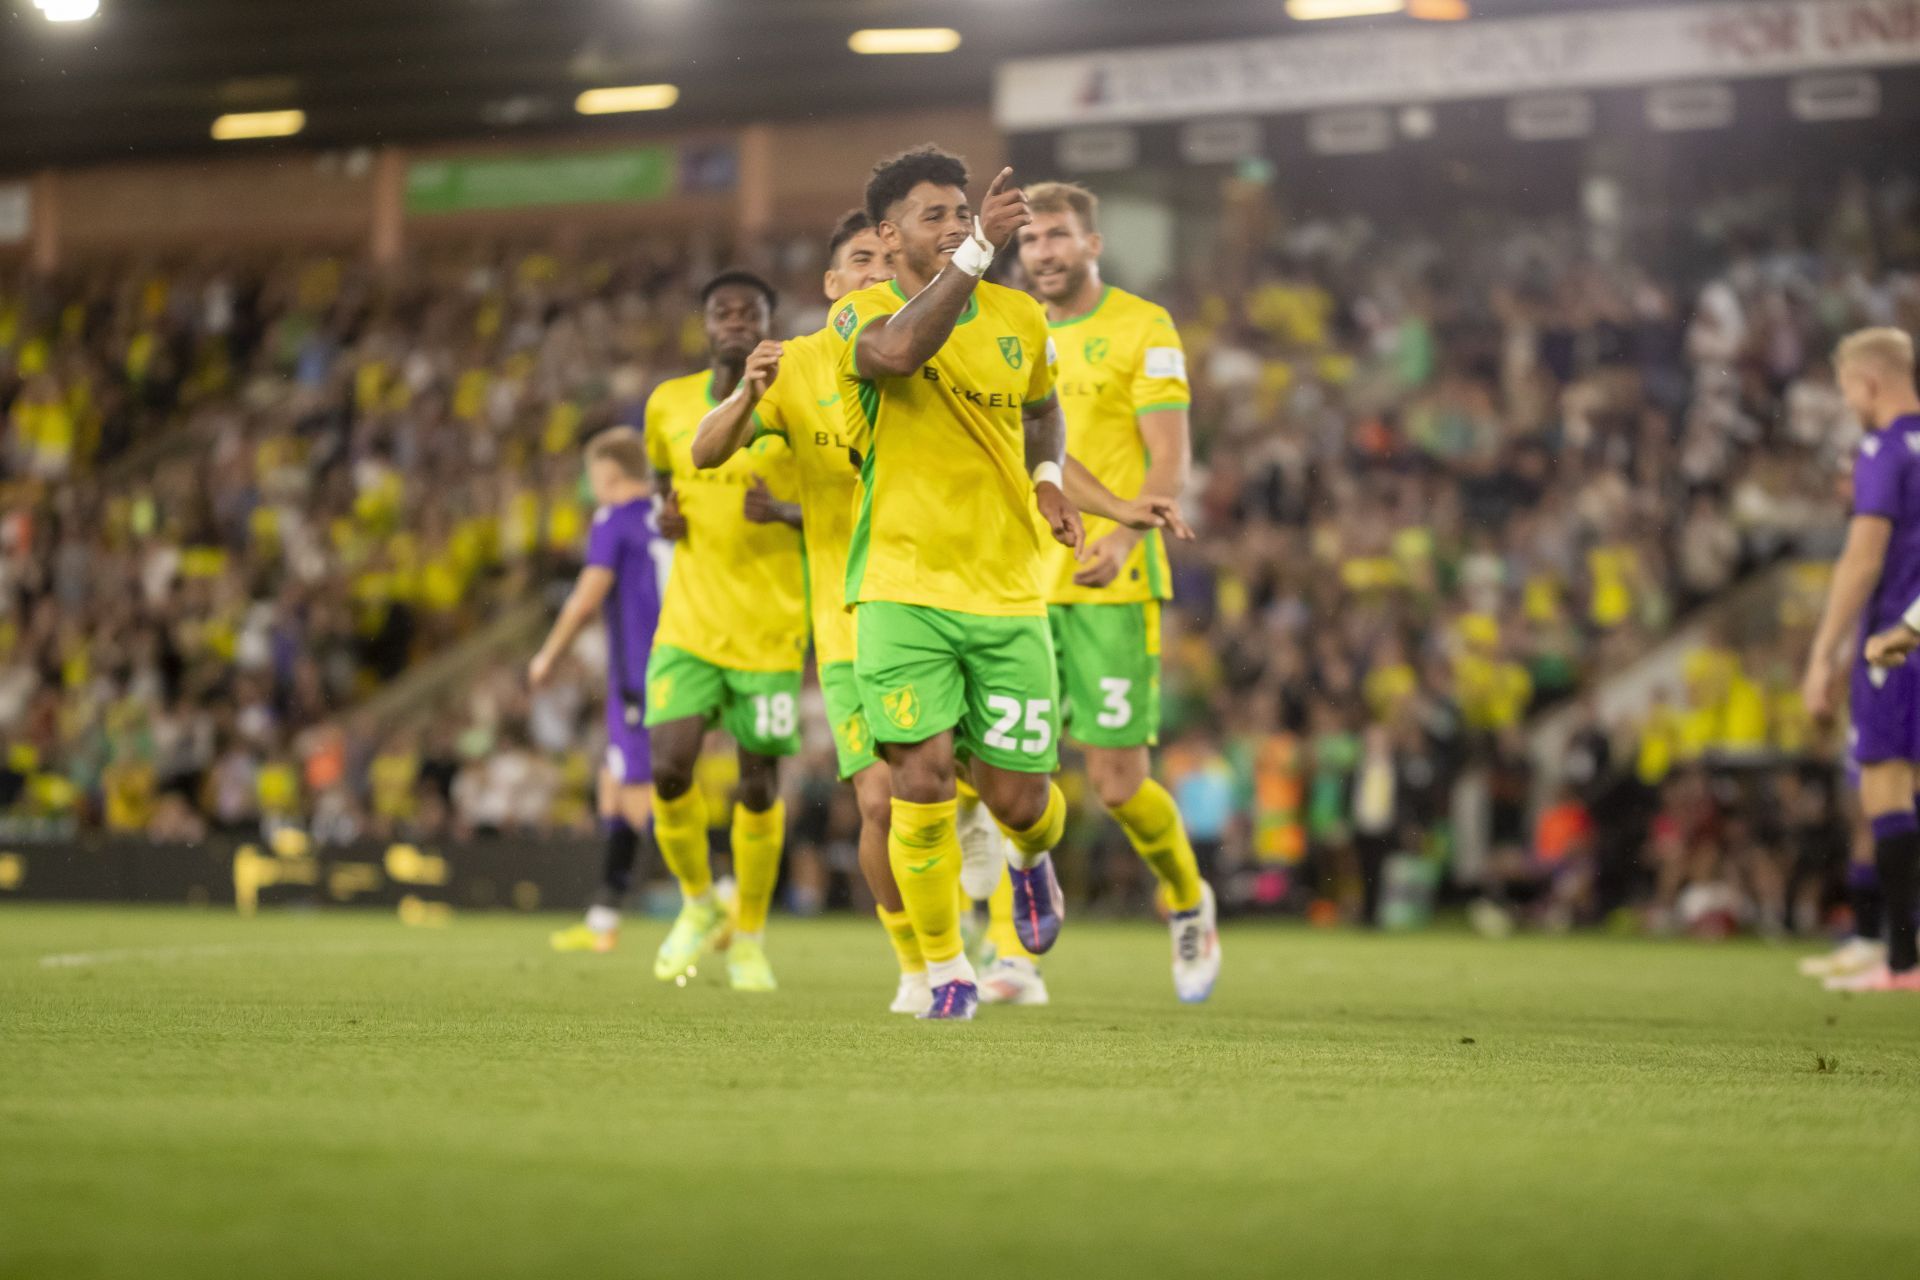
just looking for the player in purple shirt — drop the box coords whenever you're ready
[531,427,670,953]
[1803,327,1920,992]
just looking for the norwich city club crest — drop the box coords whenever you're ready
[881,685,920,730]
[1084,337,1109,364]
[998,336,1023,370]
[840,712,870,757]
[649,674,675,711]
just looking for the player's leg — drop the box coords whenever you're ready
[551,761,652,952]
[717,668,802,992]
[1826,662,1920,991]
[857,602,974,1018]
[960,612,1067,955]
[823,659,926,1011]
[643,647,729,981]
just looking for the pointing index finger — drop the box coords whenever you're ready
[984,167,1014,199]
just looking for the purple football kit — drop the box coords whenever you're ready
[586,496,668,784]
[1849,413,1920,767]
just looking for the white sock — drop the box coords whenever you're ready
[927,954,975,988]
[585,905,619,933]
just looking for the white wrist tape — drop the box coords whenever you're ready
[950,217,995,278]
[1032,460,1063,489]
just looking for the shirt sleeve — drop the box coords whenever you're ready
[585,508,618,568]
[1854,434,1899,519]
[1131,306,1191,414]
[1025,304,1057,408]
[829,288,894,379]
[752,354,793,443]
[644,391,671,475]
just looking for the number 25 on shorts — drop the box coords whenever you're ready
[984,695,1053,755]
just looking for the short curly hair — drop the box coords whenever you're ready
[865,145,970,225]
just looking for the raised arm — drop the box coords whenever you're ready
[693,340,783,470]
[855,168,1030,379]
[529,566,614,688]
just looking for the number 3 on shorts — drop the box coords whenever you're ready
[984,695,1053,755]
[1096,677,1132,729]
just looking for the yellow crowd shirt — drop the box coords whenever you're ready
[1042,286,1189,605]
[645,370,807,672]
[751,327,861,666]
[833,279,1057,617]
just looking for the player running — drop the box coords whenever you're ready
[990,180,1221,1005]
[690,210,934,1014]
[642,270,808,992]
[1801,327,1920,993]
[532,428,668,954]
[831,145,1185,1020]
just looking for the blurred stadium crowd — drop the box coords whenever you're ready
[4,171,1919,935]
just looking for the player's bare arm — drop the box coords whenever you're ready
[692,340,782,469]
[1866,621,1920,668]
[1023,391,1082,557]
[1804,513,1892,716]
[1074,405,1193,587]
[1062,455,1192,538]
[856,168,1029,378]
[654,475,687,541]
[529,565,614,688]
[742,476,802,530]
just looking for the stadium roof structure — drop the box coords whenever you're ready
[0,0,1717,170]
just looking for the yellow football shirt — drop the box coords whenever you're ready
[1041,286,1189,605]
[751,328,860,665]
[832,279,1057,617]
[645,370,807,672]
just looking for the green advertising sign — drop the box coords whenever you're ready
[406,146,677,214]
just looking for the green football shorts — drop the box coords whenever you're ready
[1049,600,1162,749]
[644,645,803,757]
[853,601,1060,774]
[819,660,879,780]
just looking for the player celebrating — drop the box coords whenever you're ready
[643,270,808,992]
[1004,181,1221,1004]
[690,211,934,1014]
[1802,327,1920,993]
[831,145,1186,1020]
[532,428,668,954]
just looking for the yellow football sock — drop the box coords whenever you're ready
[888,796,964,964]
[1001,782,1066,867]
[876,905,926,975]
[654,788,712,900]
[986,863,1036,961]
[955,774,980,803]
[1110,778,1203,912]
[731,799,785,935]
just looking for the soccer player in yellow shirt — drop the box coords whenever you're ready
[690,211,933,1014]
[1005,181,1221,1004]
[829,146,1186,1019]
[641,271,808,992]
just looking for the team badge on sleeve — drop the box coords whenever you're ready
[833,303,858,340]
[1144,347,1187,380]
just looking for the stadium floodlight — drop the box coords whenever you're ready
[847,27,962,55]
[575,84,680,114]
[1409,0,1469,18]
[34,0,100,22]
[210,110,307,141]
[1286,0,1404,18]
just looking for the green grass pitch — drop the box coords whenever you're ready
[4,905,1918,1279]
